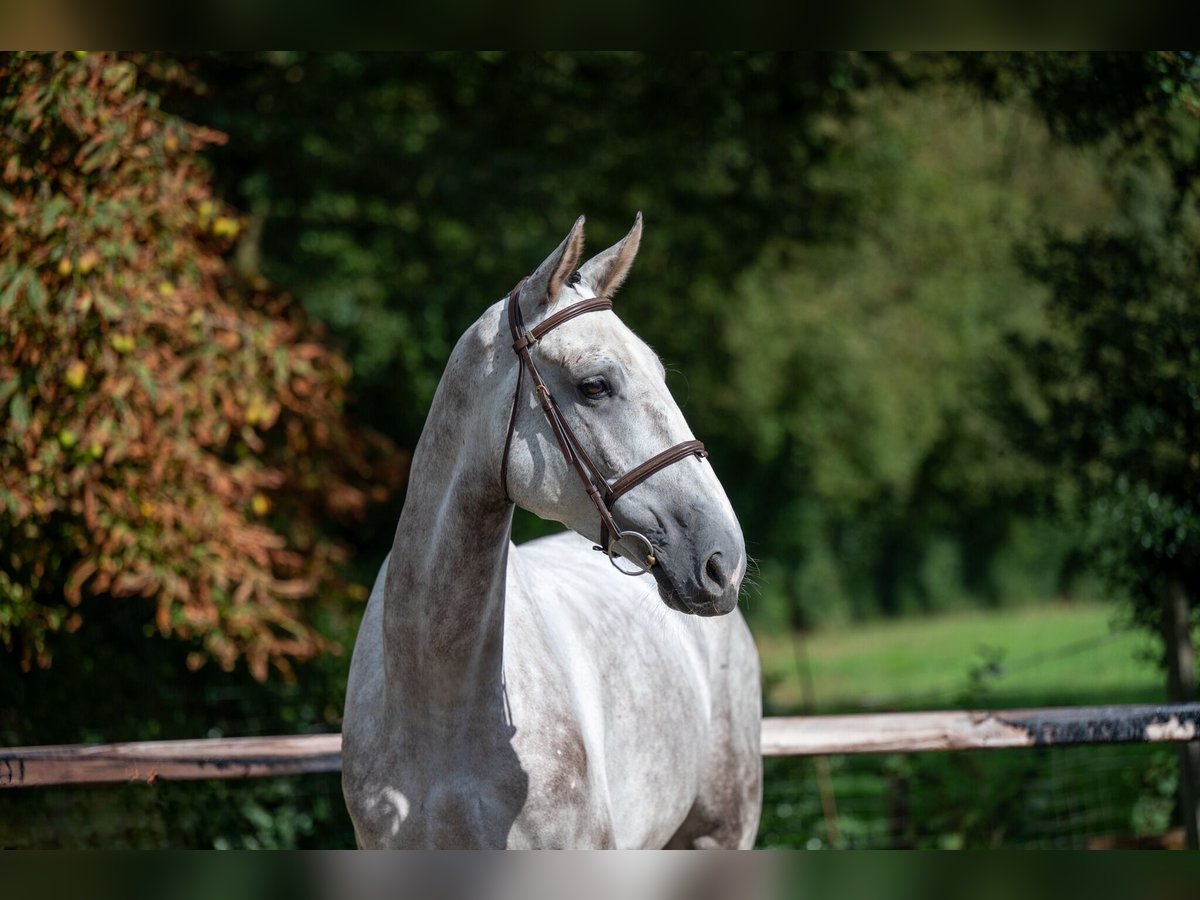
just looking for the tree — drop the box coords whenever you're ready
[174,52,874,445]
[960,50,1200,845]
[708,83,1111,624]
[0,52,404,680]
[176,53,1099,624]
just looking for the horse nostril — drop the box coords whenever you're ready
[704,551,725,589]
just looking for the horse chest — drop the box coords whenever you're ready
[350,715,609,849]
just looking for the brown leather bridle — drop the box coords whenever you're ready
[500,278,708,574]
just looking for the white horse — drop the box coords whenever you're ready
[342,215,762,848]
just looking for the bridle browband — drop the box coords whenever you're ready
[500,277,708,574]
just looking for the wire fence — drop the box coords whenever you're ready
[2,706,1195,849]
[1,772,355,849]
[759,742,1182,849]
[1,600,1190,849]
[1,744,1184,849]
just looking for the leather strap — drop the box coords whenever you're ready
[527,296,614,346]
[500,278,707,563]
[606,439,708,504]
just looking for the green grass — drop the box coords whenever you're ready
[754,601,1176,848]
[756,600,1166,714]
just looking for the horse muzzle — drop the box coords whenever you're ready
[648,520,745,617]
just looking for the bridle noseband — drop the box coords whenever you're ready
[500,278,708,575]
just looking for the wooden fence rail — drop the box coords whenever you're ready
[2,703,1197,790]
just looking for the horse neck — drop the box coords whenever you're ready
[382,311,514,715]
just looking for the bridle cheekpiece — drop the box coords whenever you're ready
[500,277,708,575]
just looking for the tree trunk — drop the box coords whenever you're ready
[1161,581,1200,850]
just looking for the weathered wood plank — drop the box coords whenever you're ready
[2,704,1197,788]
[0,734,342,788]
[761,704,1200,756]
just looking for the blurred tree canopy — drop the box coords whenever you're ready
[4,49,1199,849]
[168,51,1127,626]
[6,50,1197,655]
[967,51,1200,669]
[177,53,872,440]
[719,84,1113,622]
[0,52,404,679]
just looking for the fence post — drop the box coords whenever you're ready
[1162,581,1200,850]
[791,624,840,848]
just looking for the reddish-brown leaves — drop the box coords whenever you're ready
[0,53,407,679]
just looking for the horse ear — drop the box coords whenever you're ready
[579,212,642,298]
[521,215,586,313]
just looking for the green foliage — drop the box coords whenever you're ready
[5,52,1196,848]
[759,744,1176,849]
[981,52,1200,648]
[1024,224,1200,620]
[177,52,876,449]
[0,590,356,848]
[172,55,1117,626]
[0,774,353,849]
[715,86,1110,624]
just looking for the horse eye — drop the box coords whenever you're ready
[579,377,611,399]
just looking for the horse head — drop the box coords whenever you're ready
[499,215,746,616]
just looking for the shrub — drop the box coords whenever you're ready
[0,52,405,680]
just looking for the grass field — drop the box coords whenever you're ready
[753,601,1177,848]
[755,600,1166,714]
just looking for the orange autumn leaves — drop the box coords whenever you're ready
[0,53,405,680]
